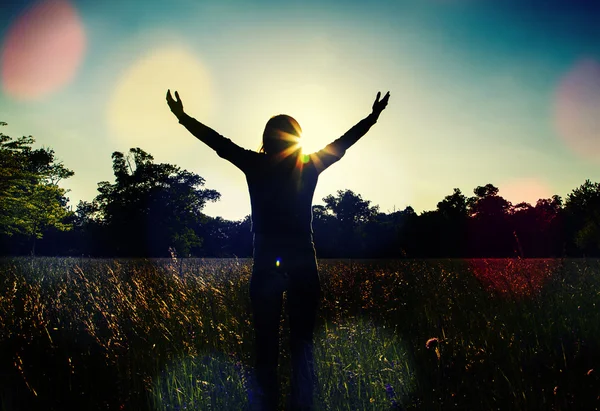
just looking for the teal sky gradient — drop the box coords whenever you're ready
[1,0,599,220]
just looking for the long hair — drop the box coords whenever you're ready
[259,115,302,154]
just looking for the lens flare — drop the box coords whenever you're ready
[107,45,212,157]
[1,0,86,100]
[554,58,600,162]
[467,258,560,299]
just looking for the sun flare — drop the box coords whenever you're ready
[107,45,213,159]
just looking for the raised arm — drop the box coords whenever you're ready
[312,91,390,171]
[166,89,254,170]
[166,89,230,152]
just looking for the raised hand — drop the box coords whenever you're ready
[166,89,185,119]
[372,91,390,116]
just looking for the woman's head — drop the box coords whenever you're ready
[260,115,302,155]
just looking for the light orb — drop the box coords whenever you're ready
[1,0,86,100]
[554,58,600,162]
[107,45,213,158]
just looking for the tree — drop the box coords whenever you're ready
[323,189,379,226]
[196,215,253,257]
[510,202,535,257]
[322,189,379,256]
[438,188,468,219]
[91,148,220,256]
[411,209,445,257]
[362,207,415,258]
[467,184,513,257]
[565,180,600,255]
[534,196,563,256]
[467,184,511,218]
[0,122,74,254]
[393,206,418,257]
[436,188,468,257]
[311,205,338,257]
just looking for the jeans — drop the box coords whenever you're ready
[249,234,321,410]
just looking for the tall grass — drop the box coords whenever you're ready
[0,257,599,410]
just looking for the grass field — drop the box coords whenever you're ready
[0,257,599,410]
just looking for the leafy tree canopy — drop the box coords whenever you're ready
[90,147,220,256]
[437,188,468,219]
[323,189,379,226]
[467,184,511,219]
[0,122,73,249]
[565,180,600,253]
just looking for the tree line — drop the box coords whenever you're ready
[1,122,599,258]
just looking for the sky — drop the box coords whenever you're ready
[1,0,599,221]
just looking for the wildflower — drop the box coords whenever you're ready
[385,383,400,408]
[426,338,441,360]
[385,383,396,398]
[425,338,439,350]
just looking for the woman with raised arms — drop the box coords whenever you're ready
[167,89,390,410]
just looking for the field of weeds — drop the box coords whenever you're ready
[1,257,599,410]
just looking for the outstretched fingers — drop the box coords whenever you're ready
[373,90,390,114]
[166,89,182,103]
[381,91,390,108]
[166,89,177,104]
[166,89,184,118]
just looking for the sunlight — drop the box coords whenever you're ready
[294,117,336,155]
[261,83,352,155]
[106,45,213,159]
[500,178,553,206]
[264,129,303,162]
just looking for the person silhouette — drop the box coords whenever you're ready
[167,89,390,410]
